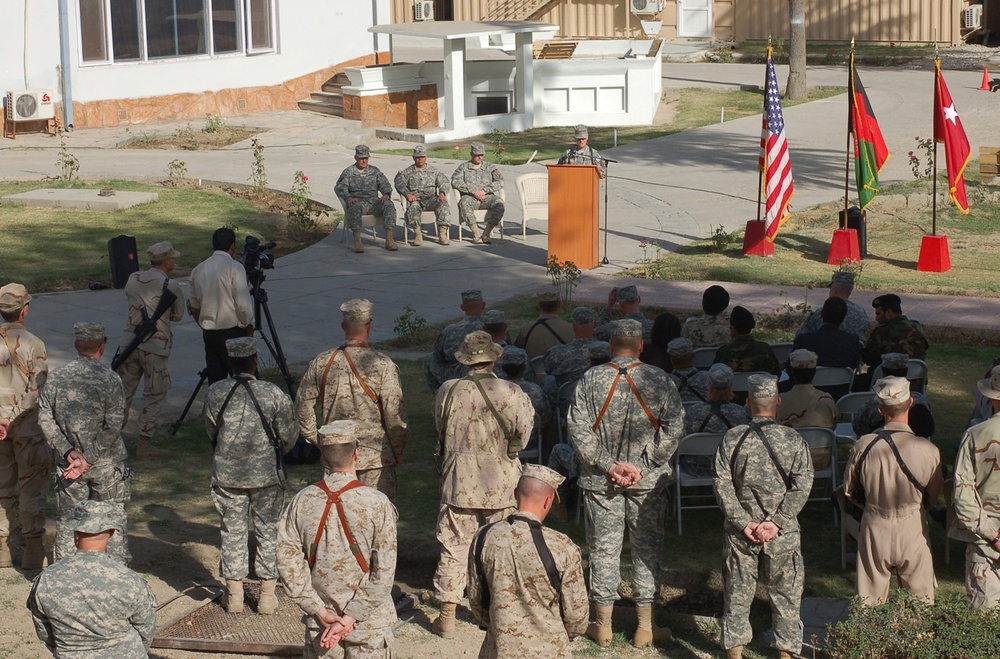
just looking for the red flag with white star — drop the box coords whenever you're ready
[933,60,971,214]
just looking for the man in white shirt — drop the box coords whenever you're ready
[188,228,254,383]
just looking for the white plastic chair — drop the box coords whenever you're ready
[834,391,877,444]
[812,366,855,399]
[674,432,726,534]
[337,196,379,245]
[515,172,548,239]
[692,347,717,371]
[449,188,508,242]
[797,427,838,523]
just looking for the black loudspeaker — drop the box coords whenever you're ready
[108,235,139,289]
[839,206,867,259]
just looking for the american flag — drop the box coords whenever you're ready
[759,49,794,241]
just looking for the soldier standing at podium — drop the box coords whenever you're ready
[558,125,606,174]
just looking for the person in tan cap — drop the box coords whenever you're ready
[430,331,534,638]
[295,298,409,500]
[0,282,51,569]
[514,290,574,360]
[844,376,943,605]
[277,419,398,656]
[777,349,836,431]
[116,241,185,460]
[468,463,589,658]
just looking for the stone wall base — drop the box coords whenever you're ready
[344,84,438,129]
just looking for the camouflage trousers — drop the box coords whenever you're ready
[583,487,666,606]
[722,529,803,654]
[212,483,285,581]
[0,418,51,539]
[55,461,132,565]
[456,194,504,228]
[358,467,397,503]
[304,620,394,658]
[118,348,171,439]
[433,504,514,603]
[404,197,451,227]
[965,544,1000,609]
[345,199,397,232]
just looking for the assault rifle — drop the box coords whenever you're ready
[111,280,178,371]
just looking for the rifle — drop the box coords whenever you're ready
[111,280,178,371]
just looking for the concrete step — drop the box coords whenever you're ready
[297,100,345,117]
[322,72,351,93]
[308,92,343,107]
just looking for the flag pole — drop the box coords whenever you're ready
[932,54,939,236]
[843,40,854,228]
[757,37,771,223]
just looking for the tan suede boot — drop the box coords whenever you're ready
[385,232,398,251]
[431,601,457,638]
[21,536,45,570]
[257,579,278,615]
[470,223,483,244]
[224,580,244,613]
[438,226,450,245]
[633,605,672,648]
[0,537,12,568]
[726,646,744,659]
[586,603,613,647]
[412,227,422,246]
[136,436,169,460]
[481,222,498,244]
[353,230,364,253]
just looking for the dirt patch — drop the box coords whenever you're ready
[121,125,259,151]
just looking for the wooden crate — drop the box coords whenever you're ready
[981,146,1000,183]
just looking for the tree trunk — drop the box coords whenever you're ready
[786,0,807,100]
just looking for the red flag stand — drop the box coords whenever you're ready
[827,228,860,264]
[742,220,774,256]
[917,234,951,272]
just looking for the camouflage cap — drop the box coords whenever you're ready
[617,285,640,303]
[340,298,373,323]
[73,321,105,342]
[225,336,258,358]
[880,352,909,371]
[571,306,595,325]
[461,289,483,303]
[0,283,31,313]
[497,349,526,367]
[875,376,910,405]
[708,363,735,389]
[521,463,565,502]
[589,342,611,361]
[611,319,643,338]
[470,142,486,155]
[872,293,902,314]
[747,373,779,399]
[730,305,756,334]
[66,500,126,534]
[412,144,427,157]
[573,124,589,139]
[831,271,855,286]
[455,330,503,366]
[354,144,371,158]
[318,420,360,446]
[788,349,818,369]
[147,240,180,263]
[666,337,694,358]
[978,365,1000,401]
[535,290,560,303]
[482,309,506,325]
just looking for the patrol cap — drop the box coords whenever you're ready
[872,293,902,314]
[497,349,526,367]
[831,271,856,287]
[788,349,818,369]
[880,352,910,372]
[66,500,126,534]
[978,365,1000,401]
[340,298,373,323]
[470,142,486,156]
[708,363,735,389]
[666,337,694,359]
[611,319,643,338]
[0,283,31,313]
[573,124,589,139]
[571,306,595,325]
[354,144,371,158]
[461,289,483,303]
[875,376,910,405]
[455,330,503,366]
[747,374,778,399]
[521,463,565,502]
[225,336,258,358]
[535,290,560,303]
[147,241,180,263]
[482,309,506,325]
[412,144,427,157]
[589,342,611,361]
[74,321,105,342]
[730,305,755,334]
[318,420,360,446]
[617,285,640,303]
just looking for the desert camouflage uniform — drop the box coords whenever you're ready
[852,391,930,437]
[681,402,750,478]
[714,418,813,655]
[777,384,836,429]
[594,311,654,343]
[394,164,452,227]
[451,160,505,229]
[950,412,1000,608]
[0,321,49,544]
[335,164,397,231]
[796,299,871,343]
[515,314,574,360]
[277,472,397,658]
[681,314,731,348]
[423,315,484,391]
[433,369,534,603]
[117,268,185,439]
[38,357,131,564]
[468,511,589,658]
[861,315,929,367]
[670,367,710,403]
[714,336,781,375]
[296,342,409,500]
[27,549,156,657]
[206,374,296,582]
[567,356,684,606]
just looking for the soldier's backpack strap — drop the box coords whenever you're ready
[0,327,30,379]
[697,400,733,433]
[677,371,707,403]
[521,318,567,348]
[310,479,369,572]
[592,362,659,433]
[317,348,341,410]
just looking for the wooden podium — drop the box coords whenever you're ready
[546,163,601,269]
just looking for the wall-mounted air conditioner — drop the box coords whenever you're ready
[6,90,55,122]
[414,0,435,21]
[962,5,982,29]
[630,0,665,16]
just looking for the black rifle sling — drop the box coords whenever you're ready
[677,371,707,403]
[881,432,933,508]
[215,377,286,486]
[522,318,566,347]
[472,520,503,615]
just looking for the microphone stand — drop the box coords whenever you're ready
[601,157,618,265]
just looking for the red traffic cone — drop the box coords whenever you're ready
[980,69,992,91]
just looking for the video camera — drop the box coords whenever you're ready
[241,235,276,285]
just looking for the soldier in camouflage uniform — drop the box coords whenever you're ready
[431,331,534,638]
[0,283,50,570]
[394,144,452,246]
[861,293,929,367]
[116,241,185,460]
[38,322,132,566]
[567,319,684,648]
[557,124,606,173]
[481,310,537,383]
[853,353,934,439]
[206,337,297,614]
[451,142,505,244]
[423,289,487,391]
[335,144,398,253]
[468,464,589,659]
[540,306,606,409]
[713,306,781,376]
[296,299,408,501]
[681,285,731,348]
[714,374,813,659]
[951,366,1000,608]
[27,501,156,657]
[667,338,710,403]
[594,285,654,342]
[277,421,397,657]
[515,290,574,360]
[681,365,750,478]
[796,271,871,343]
[498,350,551,444]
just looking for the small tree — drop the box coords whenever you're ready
[786,0,807,100]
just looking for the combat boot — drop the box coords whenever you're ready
[412,227,423,246]
[21,536,45,570]
[224,580,244,613]
[384,232,398,251]
[481,222,498,244]
[431,601,456,638]
[633,605,672,648]
[777,652,794,659]
[469,223,483,244]
[726,646,744,659]
[586,603,613,647]
[0,537,12,568]
[136,436,170,460]
[258,579,278,615]
[353,230,364,253]
[438,226,450,245]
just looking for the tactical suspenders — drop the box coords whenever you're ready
[592,362,660,432]
[697,400,734,433]
[310,479,368,572]
[851,430,932,509]
[521,318,566,348]
[676,370,707,403]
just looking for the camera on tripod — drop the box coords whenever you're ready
[241,235,276,284]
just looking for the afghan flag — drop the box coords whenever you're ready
[849,53,890,210]
[934,60,971,214]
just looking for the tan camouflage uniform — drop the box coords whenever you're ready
[777,384,836,429]
[394,163,452,227]
[681,313,731,348]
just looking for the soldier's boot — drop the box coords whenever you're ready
[438,225,450,245]
[224,580,244,614]
[21,536,45,571]
[776,652,794,659]
[0,537,12,568]
[431,602,457,638]
[257,579,279,615]
[469,223,484,244]
[136,436,170,460]
[481,222,498,244]
[384,232,398,251]
[726,646,744,659]
[353,230,364,254]
[633,605,671,648]
[586,603,614,647]
[412,226,423,246]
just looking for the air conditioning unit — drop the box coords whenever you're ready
[962,5,982,29]
[414,0,435,21]
[630,0,665,15]
[6,90,55,122]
